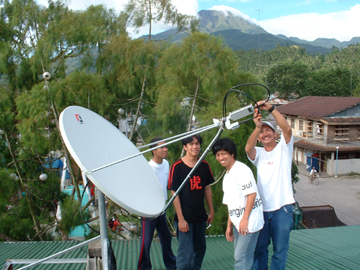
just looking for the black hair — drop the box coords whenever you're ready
[212,138,237,160]
[182,134,202,146]
[149,137,164,156]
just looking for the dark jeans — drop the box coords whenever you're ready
[138,214,176,270]
[175,221,207,270]
[254,204,293,270]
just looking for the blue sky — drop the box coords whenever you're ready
[36,0,360,42]
[198,0,359,21]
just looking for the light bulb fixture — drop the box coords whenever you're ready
[118,108,125,115]
[39,173,48,180]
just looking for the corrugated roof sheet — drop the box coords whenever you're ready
[2,225,360,269]
[323,117,360,124]
[277,96,360,119]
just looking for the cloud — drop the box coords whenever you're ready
[209,5,258,24]
[261,4,360,41]
[172,0,198,16]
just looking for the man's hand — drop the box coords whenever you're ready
[257,100,272,111]
[239,217,249,236]
[178,218,189,233]
[207,211,214,224]
[253,110,263,129]
[226,226,234,242]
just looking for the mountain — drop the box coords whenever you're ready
[212,30,331,54]
[148,10,359,54]
[282,36,360,49]
[148,9,267,44]
[197,10,267,35]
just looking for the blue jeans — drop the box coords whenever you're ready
[138,214,176,270]
[254,204,293,270]
[233,226,260,270]
[175,221,207,270]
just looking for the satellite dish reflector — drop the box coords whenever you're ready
[59,106,165,217]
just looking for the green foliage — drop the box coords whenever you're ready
[0,169,17,213]
[304,67,354,97]
[291,161,300,194]
[57,196,89,235]
[155,32,241,129]
[267,62,309,99]
[124,0,197,40]
[0,195,37,241]
[236,44,360,97]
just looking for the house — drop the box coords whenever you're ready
[276,96,360,176]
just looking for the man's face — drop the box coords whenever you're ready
[183,137,201,157]
[258,125,275,145]
[215,150,234,170]
[153,142,168,159]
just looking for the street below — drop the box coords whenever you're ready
[294,164,360,226]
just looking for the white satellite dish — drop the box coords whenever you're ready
[59,106,165,217]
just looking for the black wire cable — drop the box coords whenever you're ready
[80,181,100,234]
[222,83,271,119]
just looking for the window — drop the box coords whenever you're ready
[334,125,349,141]
[306,121,313,137]
[315,123,324,140]
[299,120,303,131]
[291,119,295,129]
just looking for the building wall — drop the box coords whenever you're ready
[327,158,360,175]
[327,125,336,142]
[349,125,359,142]
[294,147,305,164]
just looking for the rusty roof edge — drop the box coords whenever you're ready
[326,102,360,117]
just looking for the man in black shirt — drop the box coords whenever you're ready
[168,134,214,270]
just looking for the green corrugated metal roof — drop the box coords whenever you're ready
[2,225,360,270]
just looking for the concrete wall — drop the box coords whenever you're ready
[327,158,360,176]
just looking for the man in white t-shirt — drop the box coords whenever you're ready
[212,138,264,270]
[245,101,295,270]
[138,138,176,270]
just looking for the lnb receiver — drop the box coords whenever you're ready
[228,104,255,121]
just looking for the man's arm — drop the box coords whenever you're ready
[171,190,189,233]
[204,185,214,224]
[225,216,233,242]
[245,113,262,160]
[238,192,256,236]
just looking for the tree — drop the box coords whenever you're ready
[155,32,240,130]
[267,62,309,99]
[304,67,354,97]
[0,0,124,240]
[120,0,197,141]
[124,0,197,41]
